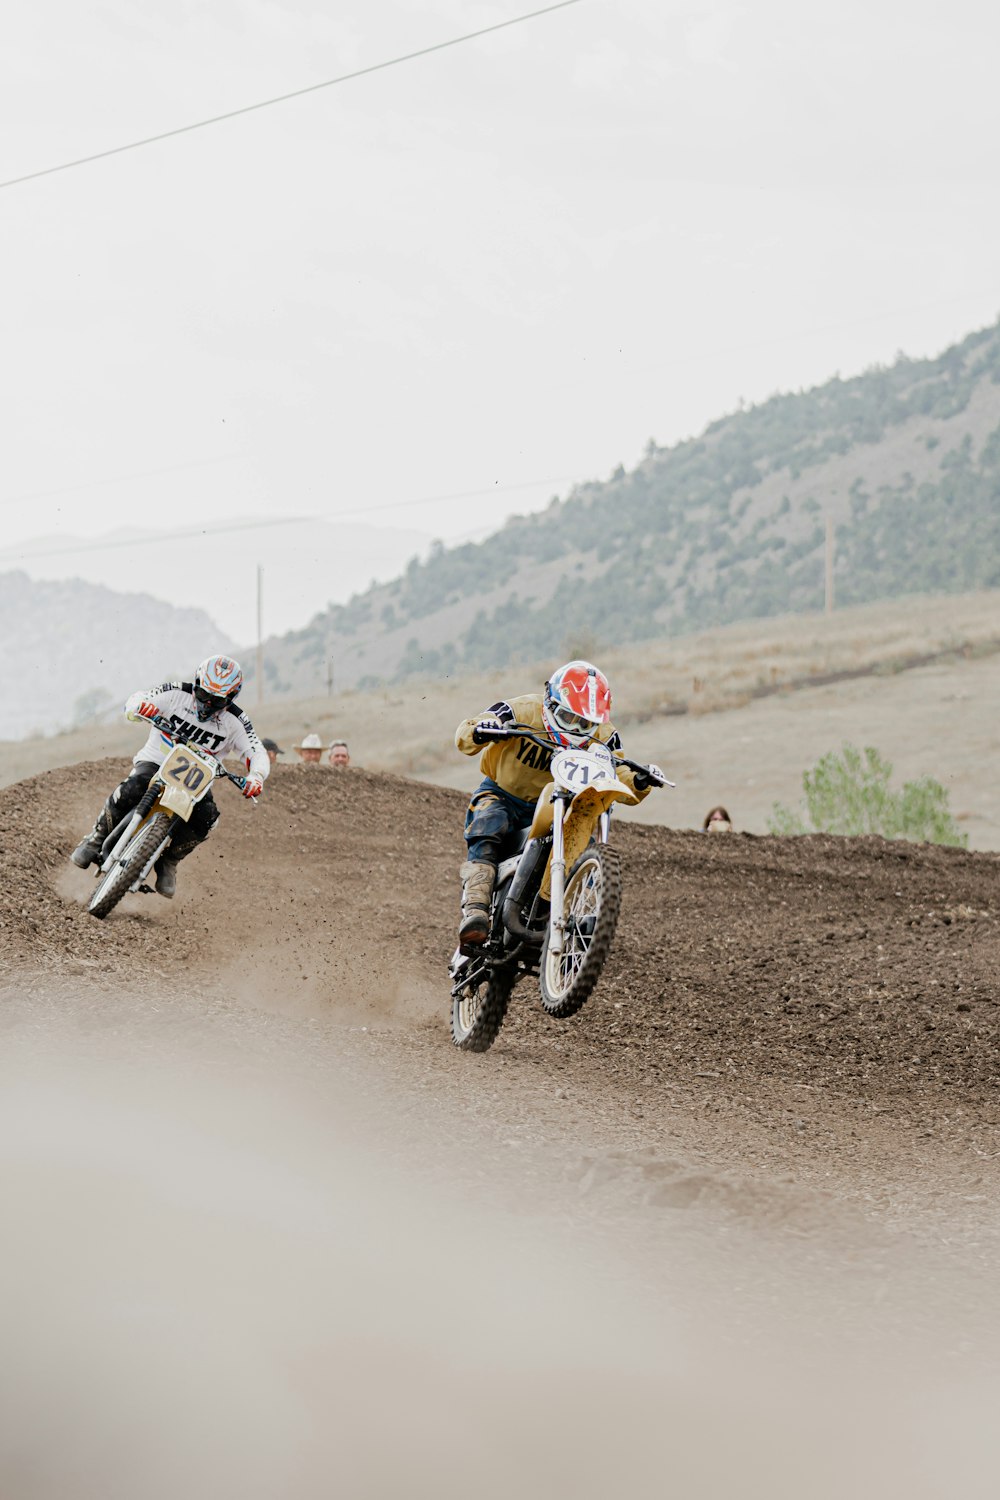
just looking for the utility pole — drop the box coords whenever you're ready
[256,564,264,707]
[824,514,835,615]
[326,658,333,697]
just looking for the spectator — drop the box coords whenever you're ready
[262,737,285,766]
[294,733,324,764]
[328,739,351,768]
[703,805,733,833]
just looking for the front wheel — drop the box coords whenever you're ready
[451,965,515,1052]
[88,813,173,920]
[539,844,622,1019]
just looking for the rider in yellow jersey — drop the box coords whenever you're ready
[453,660,665,945]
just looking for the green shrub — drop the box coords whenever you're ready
[768,743,968,846]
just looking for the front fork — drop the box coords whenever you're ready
[549,804,610,961]
[99,794,173,885]
[100,810,142,870]
[548,793,569,961]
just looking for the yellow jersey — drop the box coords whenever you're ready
[455,693,650,806]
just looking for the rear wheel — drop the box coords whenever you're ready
[88,813,173,921]
[451,965,515,1052]
[539,844,622,1019]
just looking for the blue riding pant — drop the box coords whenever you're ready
[464,778,536,864]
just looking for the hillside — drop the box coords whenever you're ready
[0,570,235,740]
[249,319,1000,697]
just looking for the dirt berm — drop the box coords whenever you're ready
[5,757,1000,1183]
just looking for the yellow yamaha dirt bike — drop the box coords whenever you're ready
[449,726,672,1052]
[87,717,251,920]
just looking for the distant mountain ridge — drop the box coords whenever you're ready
[1,515,431,644]
[249,319,1000,698]
[0,571,235,740]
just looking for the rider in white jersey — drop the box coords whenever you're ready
[70,655,268,898]
[124,683,267,770]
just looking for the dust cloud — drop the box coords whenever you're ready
[2,987,999,1500]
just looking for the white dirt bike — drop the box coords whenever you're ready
[449,725,672,1052]
[86,716,251,920]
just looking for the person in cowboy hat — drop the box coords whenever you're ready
[294,732,323,764]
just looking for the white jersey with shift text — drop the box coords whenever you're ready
[124,682,270,781]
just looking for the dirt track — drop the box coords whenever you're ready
[7,758,1000,1136]
[5,760,1000,1495]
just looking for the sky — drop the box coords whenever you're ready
[2,0,999,643]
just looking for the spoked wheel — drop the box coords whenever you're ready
[539,844,622,1019]
[88,814,172,921]
[451,964,515,1052]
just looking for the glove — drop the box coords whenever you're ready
[133,700,159,720]
[242,774,264,800]
[472,718,508,745]
[633,763,667,791]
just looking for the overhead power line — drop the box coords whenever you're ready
[0,0,586,192]
[323,473,575,515]
[0,453,238,510]
[2,473,578,564]
[3,515,314,564]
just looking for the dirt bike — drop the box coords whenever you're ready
[86,716,251,921]
[449,725,672,1052]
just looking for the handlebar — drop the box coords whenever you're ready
[475,722,673,788]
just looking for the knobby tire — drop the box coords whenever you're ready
[451,965,515,1052]
[539,844,622,1019]
[88,813,173,920]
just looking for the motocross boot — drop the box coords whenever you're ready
[154,834,200,899]
[459,860,496,945]
[70,806,113,868]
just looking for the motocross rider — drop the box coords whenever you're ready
[454,660,666,945]
[69,654,268,898]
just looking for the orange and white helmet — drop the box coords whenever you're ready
[194,654,243,721]
[542,660,611,748]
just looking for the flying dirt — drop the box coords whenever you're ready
[3,758,1000,1497]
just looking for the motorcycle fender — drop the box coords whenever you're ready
[539,784,635,900]
[528,785,557,841]
[157,783,195,821]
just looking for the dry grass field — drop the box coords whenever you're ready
[6,589,999,846]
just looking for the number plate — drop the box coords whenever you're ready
[159,743,216,802]
[551,744,619,791]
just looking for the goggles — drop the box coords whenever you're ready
[552,704,599,738]
[194,684,229,714]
